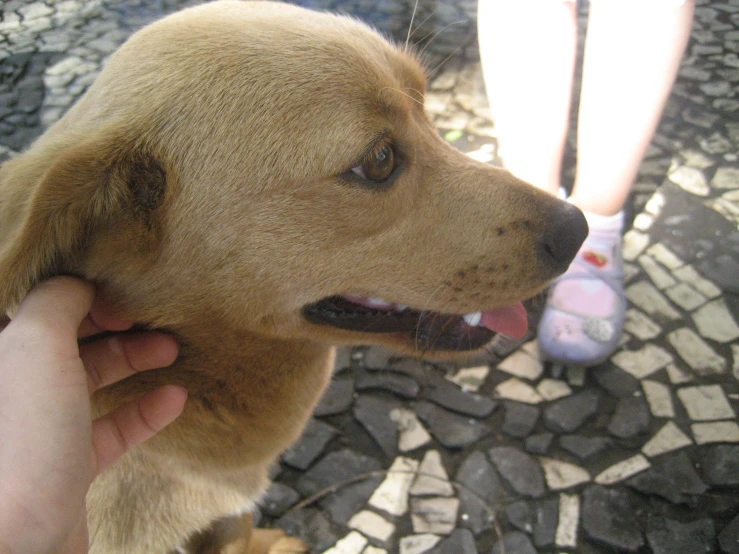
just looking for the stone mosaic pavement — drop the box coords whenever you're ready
[1,0,738,552]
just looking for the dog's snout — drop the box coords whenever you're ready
[538,202,589,270]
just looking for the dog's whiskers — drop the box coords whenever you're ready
[427,43,467,81]
[378,86,424,107]
[404,0,421,52]
[417,20,467,60]
[405,8,438,49]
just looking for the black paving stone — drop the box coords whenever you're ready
[607,395,651,439]
[275,507,338,553]
[699,253,739,294]
[333,346,352,372]
[699,444,739,486]
[423,371,497,417]
[281,418,338,471]
[353,395,399,458]
[313,378,354,417]
[559,434,612,461]
[543,390,600,433]
[319,474,383,526]
[427,528,478,554]
[593,365,641,397]
[492,531,537,554]
[295,448,382,498]
[412,400,494,448]
[488,446,546,499]
[719,514,739,554]
[524,433,554,455]
[502,401,539,438]
[355,370,420,399]
[625,452,708,504]
[260,482,300,518]
[533,498,559,548]
[582,485,645,552]
[646,516,716,554]
[385,357,428,381]
[504,500,533,534]
[14,87,43,113]
[456,451,503,535]
[362,346,393,369]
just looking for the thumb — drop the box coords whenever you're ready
[13,277,95,341]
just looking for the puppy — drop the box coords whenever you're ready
[0,1,587,552]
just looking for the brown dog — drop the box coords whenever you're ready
[0,1,587,552]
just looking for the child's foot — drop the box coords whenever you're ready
[537,210,626,367]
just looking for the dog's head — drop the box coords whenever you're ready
[0,1,586,356]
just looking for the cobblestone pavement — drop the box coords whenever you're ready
[2,1,738,553]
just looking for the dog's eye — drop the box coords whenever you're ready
[351,143,395,183]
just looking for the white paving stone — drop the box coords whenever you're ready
[642,380,675,418]
[646,243,684,270]
[692,299,739,343]
[633,212,654,231]
[668,165,710,196]
[677,385,735,421]
[445,365,489,392]
[494,377,543,404]
[369,457,419,516]
[664,282,707,311]
[667,328,726,375]
[537,379,573,401]
[566,366,586,387]
[497,349,543,381]
[324,531,369,554]
[410,450,454,497]
[622,230,650,262]
[642,421,693,457]
[644,190,666,216]
[673,265,722,299]
[348,511,395,543]
[363,547,388,554]
[665,363,693,384]
[611,344,673,379]
[410,497,459,535]
[391,409,432,453]
[595,454,651,485]
[638,254,677,289]
[399,534,441,554]
[711,166,739,188]
[540,458,590,490]
[625,281,681,321]
[692,421,739,445]
[732,344,739,380]
[623,308,662,340]
[555,494,580,548]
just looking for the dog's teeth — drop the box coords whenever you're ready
[463,312,482,327]
[395,304,408,311]
[366,297,392,308]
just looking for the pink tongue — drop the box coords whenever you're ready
[480,302,528,339]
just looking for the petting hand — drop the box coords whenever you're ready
[0,277,187,554]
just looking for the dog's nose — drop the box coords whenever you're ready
[538,202,589,270]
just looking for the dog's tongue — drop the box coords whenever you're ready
[480,302,528,339]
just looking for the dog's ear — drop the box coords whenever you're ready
[0,132,169,314]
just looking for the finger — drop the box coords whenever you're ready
[82,333,179,393]
[91,385,187,478]
[78,299,135,339]
[13,277,94,344]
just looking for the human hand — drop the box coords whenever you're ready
[0,277,187,554]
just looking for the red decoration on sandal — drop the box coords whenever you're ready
[582,250,608,268]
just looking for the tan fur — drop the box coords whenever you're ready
[0,2,579,552]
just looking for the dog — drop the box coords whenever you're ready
[0,1,588,552]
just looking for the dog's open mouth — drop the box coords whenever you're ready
[303,294,528,351]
